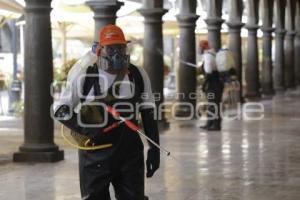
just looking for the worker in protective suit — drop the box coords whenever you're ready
[54,24,159,200]
[199,40,224,131]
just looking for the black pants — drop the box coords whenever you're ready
[206,83,224,127]
[79,142,145,200]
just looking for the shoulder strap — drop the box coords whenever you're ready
[81,64,144,103]
[106,68,127,97]
[128,64,144,95]
[81,63,99,102]
[102,69,127,102]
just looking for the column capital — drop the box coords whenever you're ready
[205,17,225,26]
[86,0,124,8]
[138,8,168,24]
[261,27,275,33]
[86,0,123,20]
[275,29,287,36]
[176,14,199,28]
[204,17,225,30]
[226,21,245,30]
[286,30,297,37]
[245,24,260,31]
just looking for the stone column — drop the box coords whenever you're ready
[245,0,261,99]
[274,0,286,92]
[295,0,300,87]
[138,1,168,128]
[13,0,64,162]
[226,0,244,99]
[284,0,296,89]
[86,0,124,41]
[205,0,224,51]
[175,0,199,117]
[261,0,275,96]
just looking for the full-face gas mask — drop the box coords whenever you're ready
[99,44,130,71]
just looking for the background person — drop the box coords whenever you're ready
[199,40,224,131]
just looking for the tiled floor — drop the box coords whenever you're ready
[1,93,300,200]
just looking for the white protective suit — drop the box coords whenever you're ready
[202,49,217,74]
[55,50,154,113]
[216,49,235,72]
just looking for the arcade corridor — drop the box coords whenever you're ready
[1,93,300,200]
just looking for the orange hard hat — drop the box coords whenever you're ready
[199,40,210,50]
[99,24,128,46]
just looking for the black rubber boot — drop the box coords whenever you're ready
[200,118,214,129]
[200,122,212,130]
[206,120,221,131]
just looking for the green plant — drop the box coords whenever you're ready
[54,58,78,82]
[53,59,78,93]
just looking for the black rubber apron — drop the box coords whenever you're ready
[79,67,145,200]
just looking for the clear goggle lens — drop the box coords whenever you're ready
[103,45,127,56]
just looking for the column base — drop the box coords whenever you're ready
[13,150,64,163]
[274,90,285,98]
[284,88,297,96]
[205,18,225,29]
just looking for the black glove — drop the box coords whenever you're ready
[141,108,160,178]
[202,74,211,93]
[146,148,160,178]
